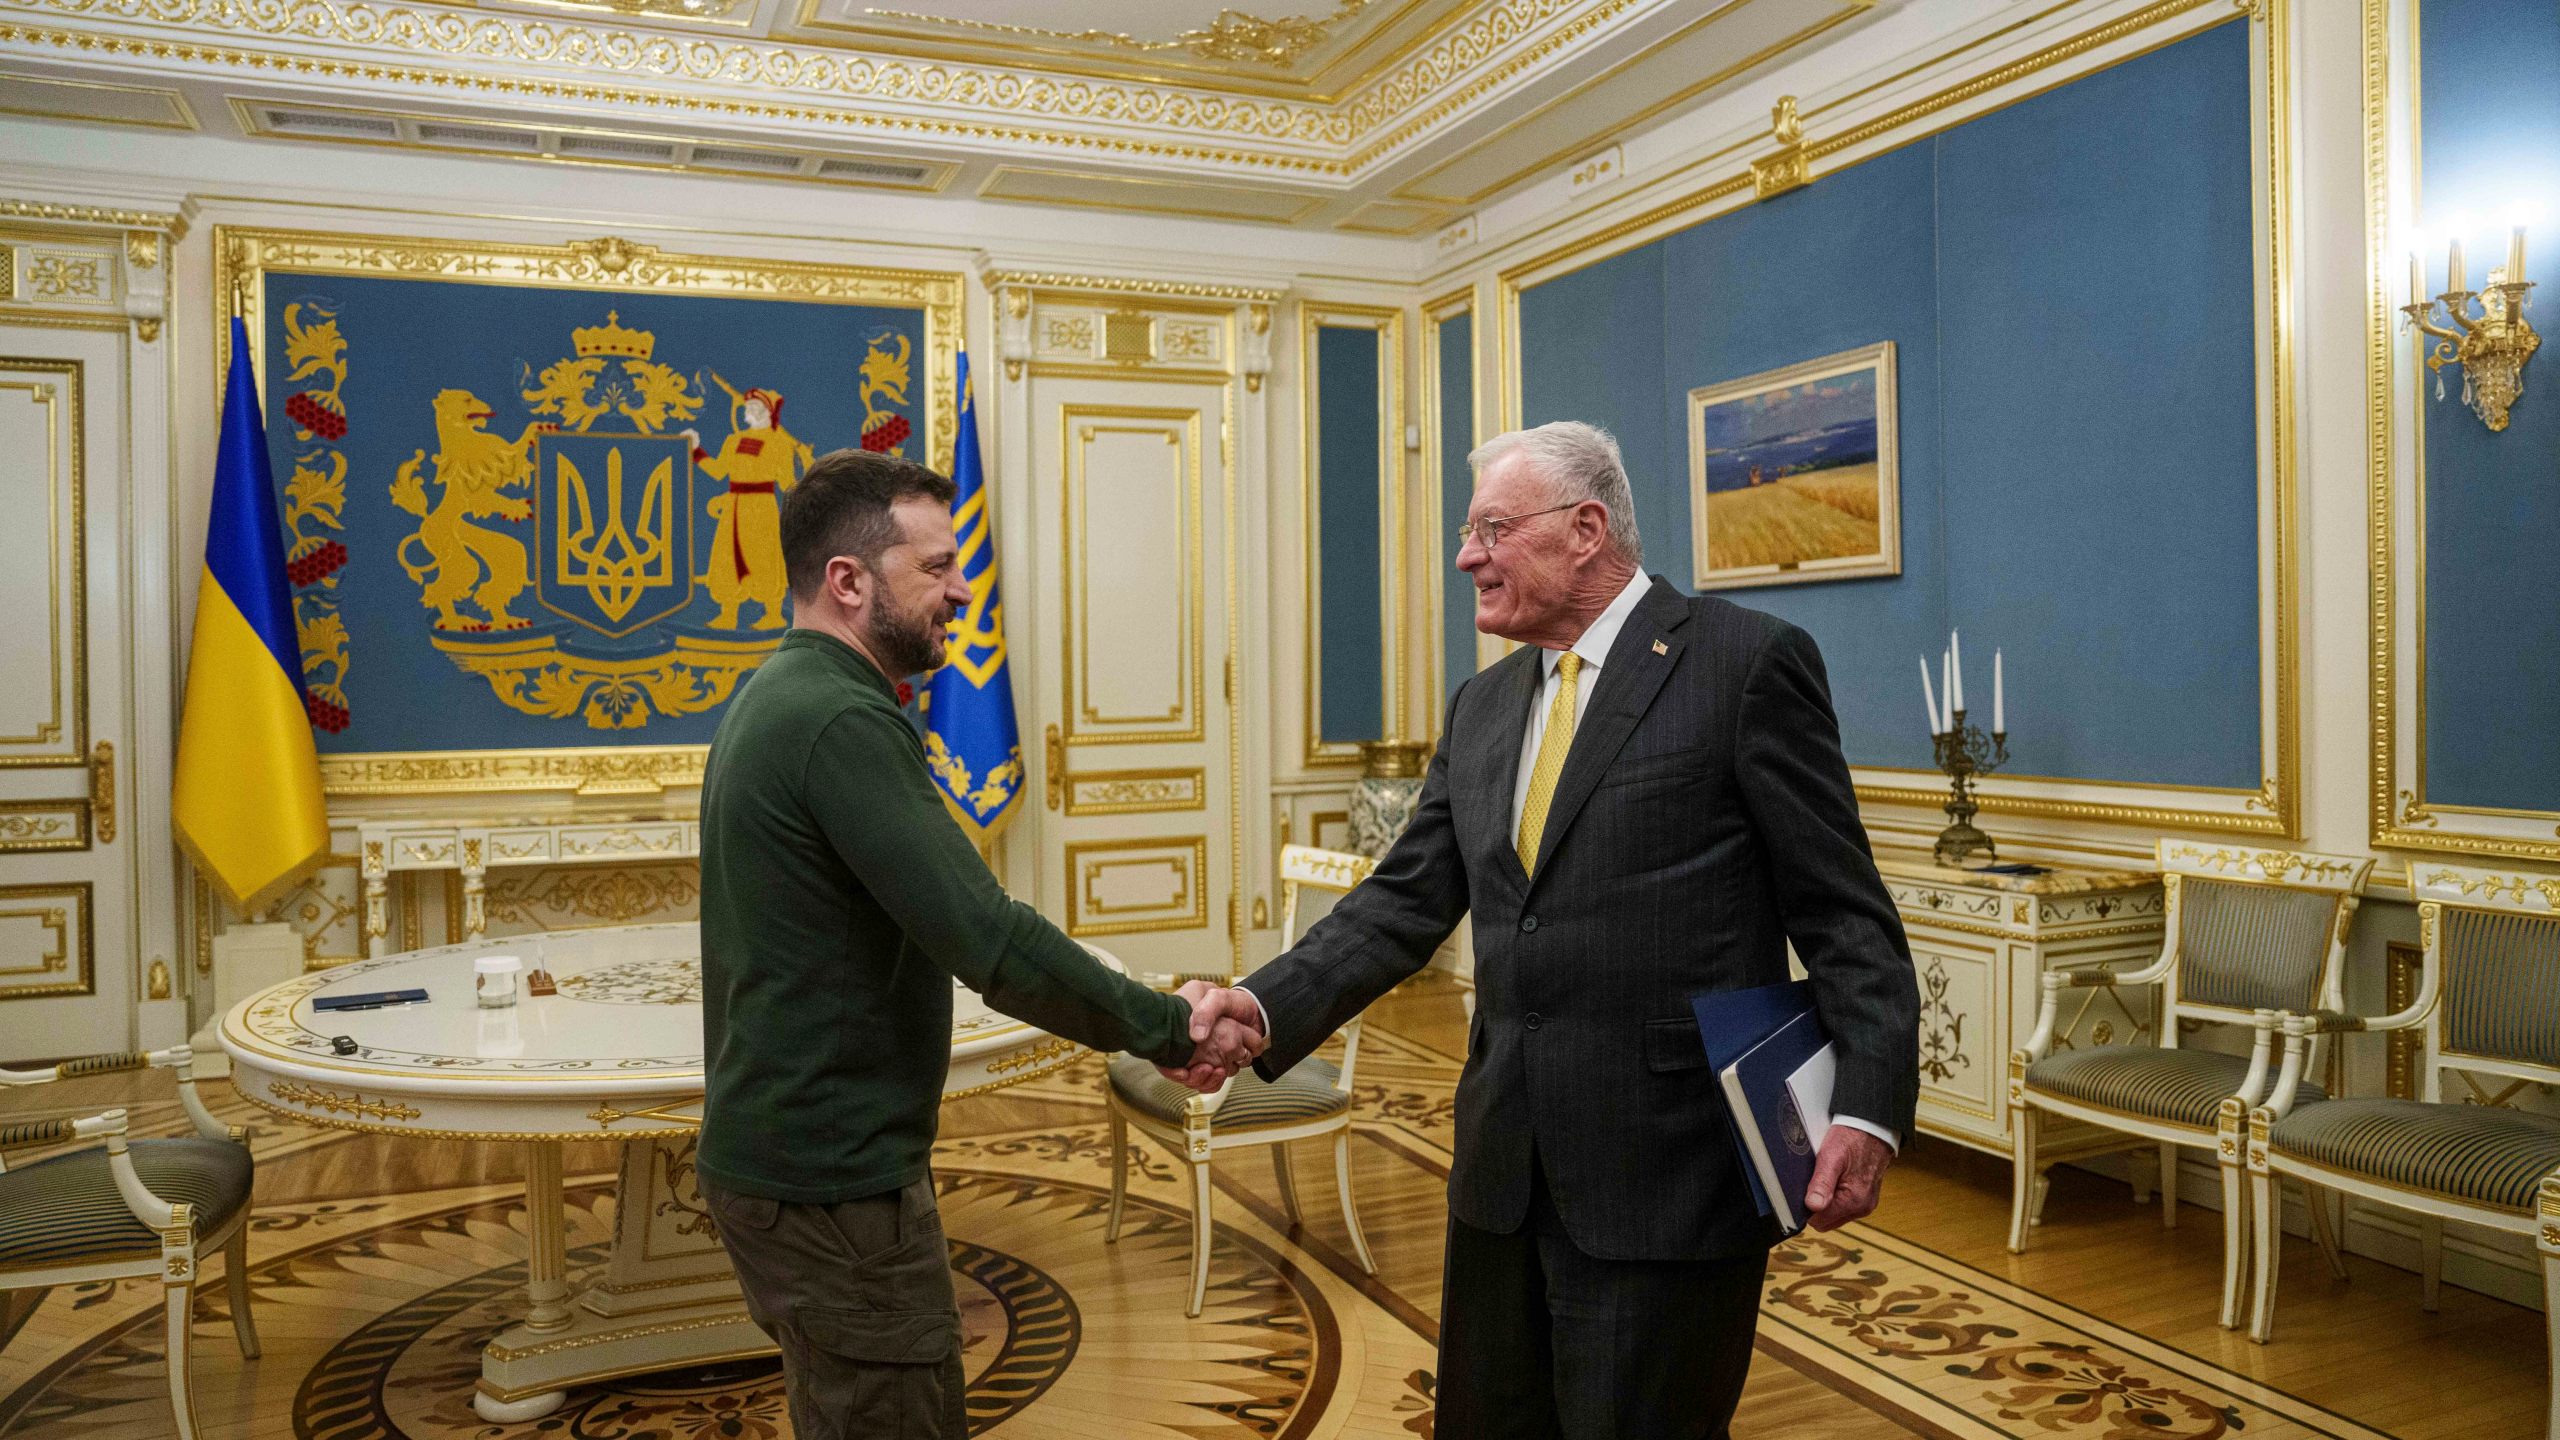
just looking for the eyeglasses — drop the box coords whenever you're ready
[1456,501,1585,553]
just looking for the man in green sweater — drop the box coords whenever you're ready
[697,447,1266,1440]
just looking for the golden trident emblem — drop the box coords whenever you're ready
[555,446,674,623]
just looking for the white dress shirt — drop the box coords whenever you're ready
[1241,567,1896,1154]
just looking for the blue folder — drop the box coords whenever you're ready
[1691,981,1829,1230]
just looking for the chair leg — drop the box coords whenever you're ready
[1334,1131,1376,1276]
[2218,1146,2248,1331]
[1272,1141,1302,1227]
[2159,1142,2180,1229]
[2304,1181,2349,1282]
[224,1225,260,1359]
[163,1280,200,1440]
[1186,1160,1213,1319]
[2419,1213,2444,1312]
[2008,1104,2040,1254]
[2248,1165,2282,1344]
[2539,1227,2560,1440]
[1104,1105,1128,1244]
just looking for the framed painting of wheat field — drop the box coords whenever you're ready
[1685,341,1899,590]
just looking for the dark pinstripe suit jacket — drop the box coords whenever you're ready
[1244,577,1919,1262]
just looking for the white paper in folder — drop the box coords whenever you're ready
[1784,1044,1835,1155]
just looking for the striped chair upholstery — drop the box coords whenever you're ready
[2176,880,2343,1015]
[0,1137,254,1266]
[2270,1099,2560,1213]
[2027,1045,2324,1130]
[1107,1052,1350,1130]
[2441,907,2560,1070]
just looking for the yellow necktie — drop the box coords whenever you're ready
[1516,651,1583,875]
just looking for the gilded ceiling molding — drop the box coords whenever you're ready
[0,0,1665,179]
[980,270,1288,303]
[0,195,186,238]
[865,1,1373,69]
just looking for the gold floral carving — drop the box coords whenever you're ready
[26,254,101,297]
[865,2,1371,69]
[270,1080,423,1122]
[485,864,699,926]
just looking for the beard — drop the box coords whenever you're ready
[866,581,950,679]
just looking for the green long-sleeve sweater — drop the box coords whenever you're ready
[698,628,1194,1203]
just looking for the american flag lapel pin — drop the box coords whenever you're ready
[1651,638,1668,656]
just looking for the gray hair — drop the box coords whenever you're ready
[1467,421,1643,566]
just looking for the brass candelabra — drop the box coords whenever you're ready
[2404,267,2539,432]
[1931,709,2007,867]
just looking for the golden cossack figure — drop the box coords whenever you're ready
[685,386,813,630]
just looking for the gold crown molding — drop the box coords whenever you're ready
[315,748,706,797]
[981,270,1287,304]
[0,196,185,239]
[0,0,1720,182]
[860,2,1371,70]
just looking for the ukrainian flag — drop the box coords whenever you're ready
[172,317,329,909]
[923,353,1025,844]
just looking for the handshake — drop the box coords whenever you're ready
[1162,980,1270,1095]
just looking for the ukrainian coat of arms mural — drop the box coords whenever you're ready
[218,229,959,791]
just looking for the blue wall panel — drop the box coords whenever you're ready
[1936,19,2259,787]
[1316,324,1387,743]
[2418,0,2560,810]
[1516,18,2261,790]
[1437,310,1481,711]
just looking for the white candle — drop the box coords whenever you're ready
[2448,236,2465,293]
[2410,250,2425,302]
[1993,649,2005,734]
[1921,657,1941,737]
[1949,630,1965,715]
[1940,651,1953,733]
[2510,226,2528,285]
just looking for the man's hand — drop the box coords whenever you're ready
[1802,1126,1893,1231]
[1160,981,1266,1094]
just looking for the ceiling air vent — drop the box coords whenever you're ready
[690,145,804,175]
[558,134,679,161]
[260,108,398,138]
[415,121,539,151]
[816,158,932,183]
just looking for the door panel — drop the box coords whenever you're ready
[1031,378,1235,979]
[0,333,134,1057]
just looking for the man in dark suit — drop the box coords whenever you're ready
[1185,421,1919,1439]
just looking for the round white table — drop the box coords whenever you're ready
[220,922,1104,1420]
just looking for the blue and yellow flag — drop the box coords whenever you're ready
[922,353,1025,843]
[173,317,329,909]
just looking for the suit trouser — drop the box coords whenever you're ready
[1436,1160,1767,1440]
[702,1174,966,1440]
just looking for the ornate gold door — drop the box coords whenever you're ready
[1027,373,1239,980]
[0,323,134,1059]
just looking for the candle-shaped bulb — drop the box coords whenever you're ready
[2410,250,2425,304]
[1993,649,2005,735]
[2448,236,2466,293]
[2510,225,2528,286]
[1921,656,1941,738]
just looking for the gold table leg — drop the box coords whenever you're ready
[522,1142,573,1334]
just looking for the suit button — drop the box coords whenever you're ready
[1525,1013,1544,1031]
[1520,915,1539,933]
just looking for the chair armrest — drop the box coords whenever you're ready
[1334,1015,1364,1093]
[0,1109,123,1151]
[0,1050,148,1087]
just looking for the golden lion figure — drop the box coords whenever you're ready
[391,389,550,632]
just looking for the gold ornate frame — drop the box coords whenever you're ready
[1419,283,1480,741]
[1494,0,2300,837]
[1297,301,1406,769]
[214,225,962,801]
[2363,0,2560,863]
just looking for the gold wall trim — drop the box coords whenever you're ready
[0,798,90,853]
[1496,0,2298,838]
[0,71,199,130]
[1064,766,1207,816]
[1058,404,1206,748]
[1299,302,1405,768]
[1064,835,1210,937]
[985,271,1286,304]
[0,358,86,770]
[977,165,1327,226]
[2363,0,2560,862]
[1419,284,1478,740]
[0,196,184,239]
[0,880,93,1001]
[315,747,707,798]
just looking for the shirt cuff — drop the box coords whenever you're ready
[1232,982,1272,1037]
[1832,1114,1900,1154]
